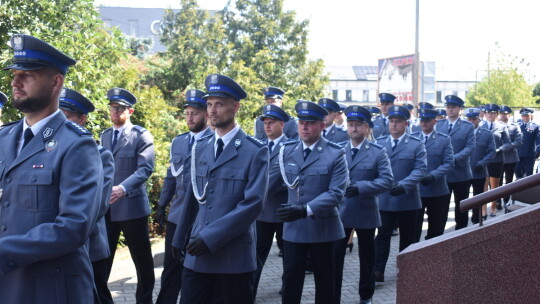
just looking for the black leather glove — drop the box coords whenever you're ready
[389,184,405,196]
[156,206,166,228]
[171,246,185,263]
[345,185,359,198]
[277,204,307,222]
[536,152,540,159]
[420,174,435,186]
[186,236,210,256]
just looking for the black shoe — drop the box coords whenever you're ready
[360,299,372,304]
[374,271,384,282]
[347,243,354,253]
[391,228,399,236]
[496,201,503,210]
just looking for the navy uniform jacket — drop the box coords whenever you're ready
[89,146,115,261]
[372,115,389,139]
[259,136,289,223]
[436,119,475,182]
[279,139,347,243]
[255,116,298,140]
[101,123,155,221]
[157,128,213,224]
[470,128,496,179]
[0,112,103,303]
[324,124,349,144]
[412,132,454,197]
[482,121,511,163]
[518,121,540,157]
[179,129,268,273]
[501,122,522,164]
[376,134,427,211]
[340,140,394,229]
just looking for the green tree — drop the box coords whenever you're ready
[467,45,534,107]
[532,82,540,104]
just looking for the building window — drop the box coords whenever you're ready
[363,90,369,102]
[346,90,352,101]
[436,91,442,104]
[332,90,338,101]
[129,20,138,36]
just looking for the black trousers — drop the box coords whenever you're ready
[447,181,471,230]
[515,157,535,178]
[334,227,376,303]
[156,221,183,304]
[282,240,334,304]
[252,221,283,299]
[470,178,486,224]
[500,162,516,203]
[180,268,253,304]
[416,194,451,241]
[92,258,113,304]
[106,214,155,304]
[374,209,418,274]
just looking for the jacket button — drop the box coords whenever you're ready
[208,206,212,210]
[1,225,6,231]
[205,221,209,225]
[31,177,37,182]
[5,177,11,183]
[56,268,61,273]
[3,201,9,208]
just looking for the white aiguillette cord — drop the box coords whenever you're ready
[191,139,209,204]
[278,144,299,190]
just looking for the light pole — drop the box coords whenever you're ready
[412,0,420,108]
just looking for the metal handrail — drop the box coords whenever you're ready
[460,173,540,225]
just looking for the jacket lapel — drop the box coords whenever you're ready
[113,123,131,155]
[351,140,370,168]
[211,129,245,171]
[300,140,322,170]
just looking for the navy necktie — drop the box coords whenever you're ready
[111,130,119,150]
[392,139,399,151]
[425,135,429,143]
[189,135,194,151]
[351,148,359,160]
[448,123,453,134]
[489,123,493,130]
[304,148,311,160]
[22,128,34,149]
[323,129,327,138]
[215,138,224,160]
[383,117,387,126]
[268,141,274,153]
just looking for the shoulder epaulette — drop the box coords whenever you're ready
[100,128,112,137]
[133,125,148,133]
[326,140,343,149]
[376,135,388,140]
[436,131,449,137]
[411,131,421,137]
[198,133,213,142]
[283,139,299,146]
[175,131,190,139]
[461,120,473,125]
[369,142,383,149]
[0,120,20,131]
[246,136,265,147]
[408,135,421,142]
[65,120,92,136]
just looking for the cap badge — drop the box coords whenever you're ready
[43,127,54,139]
[353,106,358,111]
[302,102,308,110]
[266,105,271,111]
[190,90,196,97]
[235,138,241,147]
[264,88,269,93]
[45,139,57,152]
[13,36,23,51]
[210,74,219,84]
[114,88,120,95]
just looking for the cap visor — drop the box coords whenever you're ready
[109,100,132,107]
[3,62,49,71]
[203,92,238,100]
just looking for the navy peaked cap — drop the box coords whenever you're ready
[465,108,481,118]
[520,107,534,115]
[444,95,464,107]
[418,108,438,121]
[403,103,414,111]
[367,106,381,115]
[418,102,434,109]
[3,34,76,75]
[484,103,500,113]
[204,74,247,101]
[59,88,95,115]
[260,104,290,122]
[0,91,7,109]
[338,102,347,112]
[387,105,410,120]
[379,93,396,103]
[107,88,137,107]
[295,100,328,121]
[345,105,373,128]
[500,105,512,114]
[317,98,340,112]
[263,86,285,99]
[437,108,447,116]
[184,89,207,109]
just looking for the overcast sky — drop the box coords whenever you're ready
[94,0,540,83]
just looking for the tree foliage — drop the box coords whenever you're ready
[466,44,534,108]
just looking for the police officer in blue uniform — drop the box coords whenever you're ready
[436,95,475,229]
[465,108,496,224]
[516,108,540,178]
[254,86,298,140]
[58,88,115,304]
[374,105,427,282]
[318,98,349,144]
[372,93,395,139]
[252,104,290,299]
[483,103,511,216]
[335,102,347,131]
[101,88,156,304]
[173,74,268,304]
[412,108,454,240]
[277,100,348,304]
[436,108,447,121]
[333,105,394,304]
[410,102,434,133]
[498,105,522,207]
[0,34,103,303]
[155,89,213,304]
